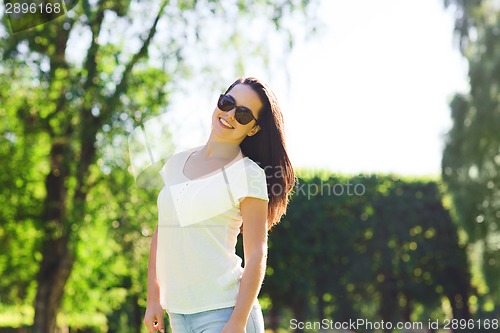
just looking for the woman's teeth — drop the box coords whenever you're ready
[219,117,234,129]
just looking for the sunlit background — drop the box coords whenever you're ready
[165,0,468,176]
[1,0,498,332]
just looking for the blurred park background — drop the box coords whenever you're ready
[0,0,499,332]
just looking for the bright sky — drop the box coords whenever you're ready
[283,0,469,176]
[163,0,470,177]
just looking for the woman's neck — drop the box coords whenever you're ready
[200,141,242,161]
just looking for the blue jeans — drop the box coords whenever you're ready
[168,304,264,333]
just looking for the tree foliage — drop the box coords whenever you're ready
[0,0,319,331]
[442,0,500,311]
[263,174,472,332]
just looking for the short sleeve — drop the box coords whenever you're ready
[227,159,269,203]
[159,160,170,186]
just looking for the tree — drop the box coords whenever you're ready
[442,0,500,311]
[263,174,472,332]
[0,0,319,331]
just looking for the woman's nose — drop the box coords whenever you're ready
[226,108,236,120]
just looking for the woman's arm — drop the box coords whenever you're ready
[222,197,268,333]
[143,226,165,333]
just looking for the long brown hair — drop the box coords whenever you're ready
[224,77,295,230]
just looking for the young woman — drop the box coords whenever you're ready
[144,77,295,333]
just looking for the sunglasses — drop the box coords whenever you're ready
[217,94,257,125]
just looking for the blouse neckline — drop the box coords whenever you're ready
[181,147,248,181]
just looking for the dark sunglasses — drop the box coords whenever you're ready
[217,94,257,125]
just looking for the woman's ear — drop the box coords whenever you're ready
[247,125,261,137]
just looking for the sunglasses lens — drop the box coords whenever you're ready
[217,94,256,125]
[235,108,254,125]
[218,94,235,111]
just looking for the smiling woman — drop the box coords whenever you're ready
[217,93,258,127]
[143,77,296,333]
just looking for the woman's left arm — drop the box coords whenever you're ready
[222,197,268,333]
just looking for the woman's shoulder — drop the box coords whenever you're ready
[166,146,202,165]
[241,157,267,178]
[159,146,203,179]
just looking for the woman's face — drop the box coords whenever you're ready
[211,83,262,143]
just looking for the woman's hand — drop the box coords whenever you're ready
[144,227,164,332]
[143,301,165,333]
[221,318,246,333]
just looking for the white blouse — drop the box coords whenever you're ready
[156,146,269,314]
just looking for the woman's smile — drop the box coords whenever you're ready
[219,117,234,129]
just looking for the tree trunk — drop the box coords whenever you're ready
[291,300,307,333]
[33,237,74,333]
[401,294,411,322]
[379,274,398,333]
[29,2,167,330]
[132,294,143,333]
[33,141,73,333]
[316,290,325,320]
[268,302,280,333]
[445,264,471,331]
